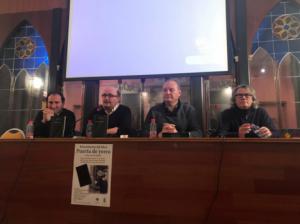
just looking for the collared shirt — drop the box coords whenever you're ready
[87,104,132,136]
[104,103,120,115]
[164,102,180,114]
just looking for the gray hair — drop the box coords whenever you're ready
[163,79,181,90]
[231,84,258,108]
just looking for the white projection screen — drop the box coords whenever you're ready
[65,0,229,79]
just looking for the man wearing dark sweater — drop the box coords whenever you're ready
[34,92,75,137]
[219,84,276,138]
[87,86,132,137]
[144,79,202,137]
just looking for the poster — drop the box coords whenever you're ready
[71,144,113,207]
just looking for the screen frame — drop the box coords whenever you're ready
[62,0,233,81]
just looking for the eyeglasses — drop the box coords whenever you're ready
[101,93,118,98]
[235,93,253,98]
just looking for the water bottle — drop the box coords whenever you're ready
[86,120,93,137]
[149,118,157,138]
[26,120,34,139]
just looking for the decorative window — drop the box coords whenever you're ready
[250,0,300,130]
[0,21,49,134]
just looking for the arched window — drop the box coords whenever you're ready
[250,0,300,130]
[0,21,49,134]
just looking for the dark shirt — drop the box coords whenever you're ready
[34,108,76,137]
[87,104,132,137]
[144,101,202,137]
[219,106,277,137]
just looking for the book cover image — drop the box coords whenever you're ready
[89,165,109,194]
[92,114,108,137]
[76,164,92,187]
[71,144,113,207]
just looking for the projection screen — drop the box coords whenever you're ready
[65,0,229,79]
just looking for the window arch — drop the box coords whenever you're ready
[0,20,49,134]
[250,0,300,130]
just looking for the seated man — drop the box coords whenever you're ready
[87,86,132,137]
[34,92,76,137]
[144,79,202,137]
[218,84,276,138]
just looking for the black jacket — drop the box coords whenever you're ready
[87,104,132,137]
[219,106,277,137]
[34,108,76,137]
[144,101,202,137]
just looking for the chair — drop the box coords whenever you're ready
[0,128,26,139]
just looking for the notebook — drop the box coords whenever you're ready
[92,114,108,137]
[49,115,66,137]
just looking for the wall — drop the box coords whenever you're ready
[0,0,68,55]
[0,0,67,14]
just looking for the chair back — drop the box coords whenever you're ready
[0,128,26,139]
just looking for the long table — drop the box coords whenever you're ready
[0,138,300,224]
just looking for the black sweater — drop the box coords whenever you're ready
[144,101,202,137]
[34,108,76,137]
[219,106,277,137]
[87,104,132,137]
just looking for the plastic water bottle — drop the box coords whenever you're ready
[86,120,93,137]
[149,118,157,138]
[26,120,34,139]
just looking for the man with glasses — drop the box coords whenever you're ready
[86,86,132,137]
[219,84,276,138]
[144,79,202,137]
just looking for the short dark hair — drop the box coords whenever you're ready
[46,91,65,103]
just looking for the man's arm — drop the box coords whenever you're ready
[258,108,278,137]
[33,111,50,137]
[218,109,241,137]
[117,106,132,135]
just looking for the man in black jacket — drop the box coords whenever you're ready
[34,92,75,137]
[219,84,276,138]
[87,86,132,137]
[144,79,202,137]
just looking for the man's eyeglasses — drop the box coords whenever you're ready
[101,93,118,98]
[235,93,253,98]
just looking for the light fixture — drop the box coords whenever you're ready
[31,76,43,89]
[260,68,266,74]
[223,86,232,97]
[141,91,148,97]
